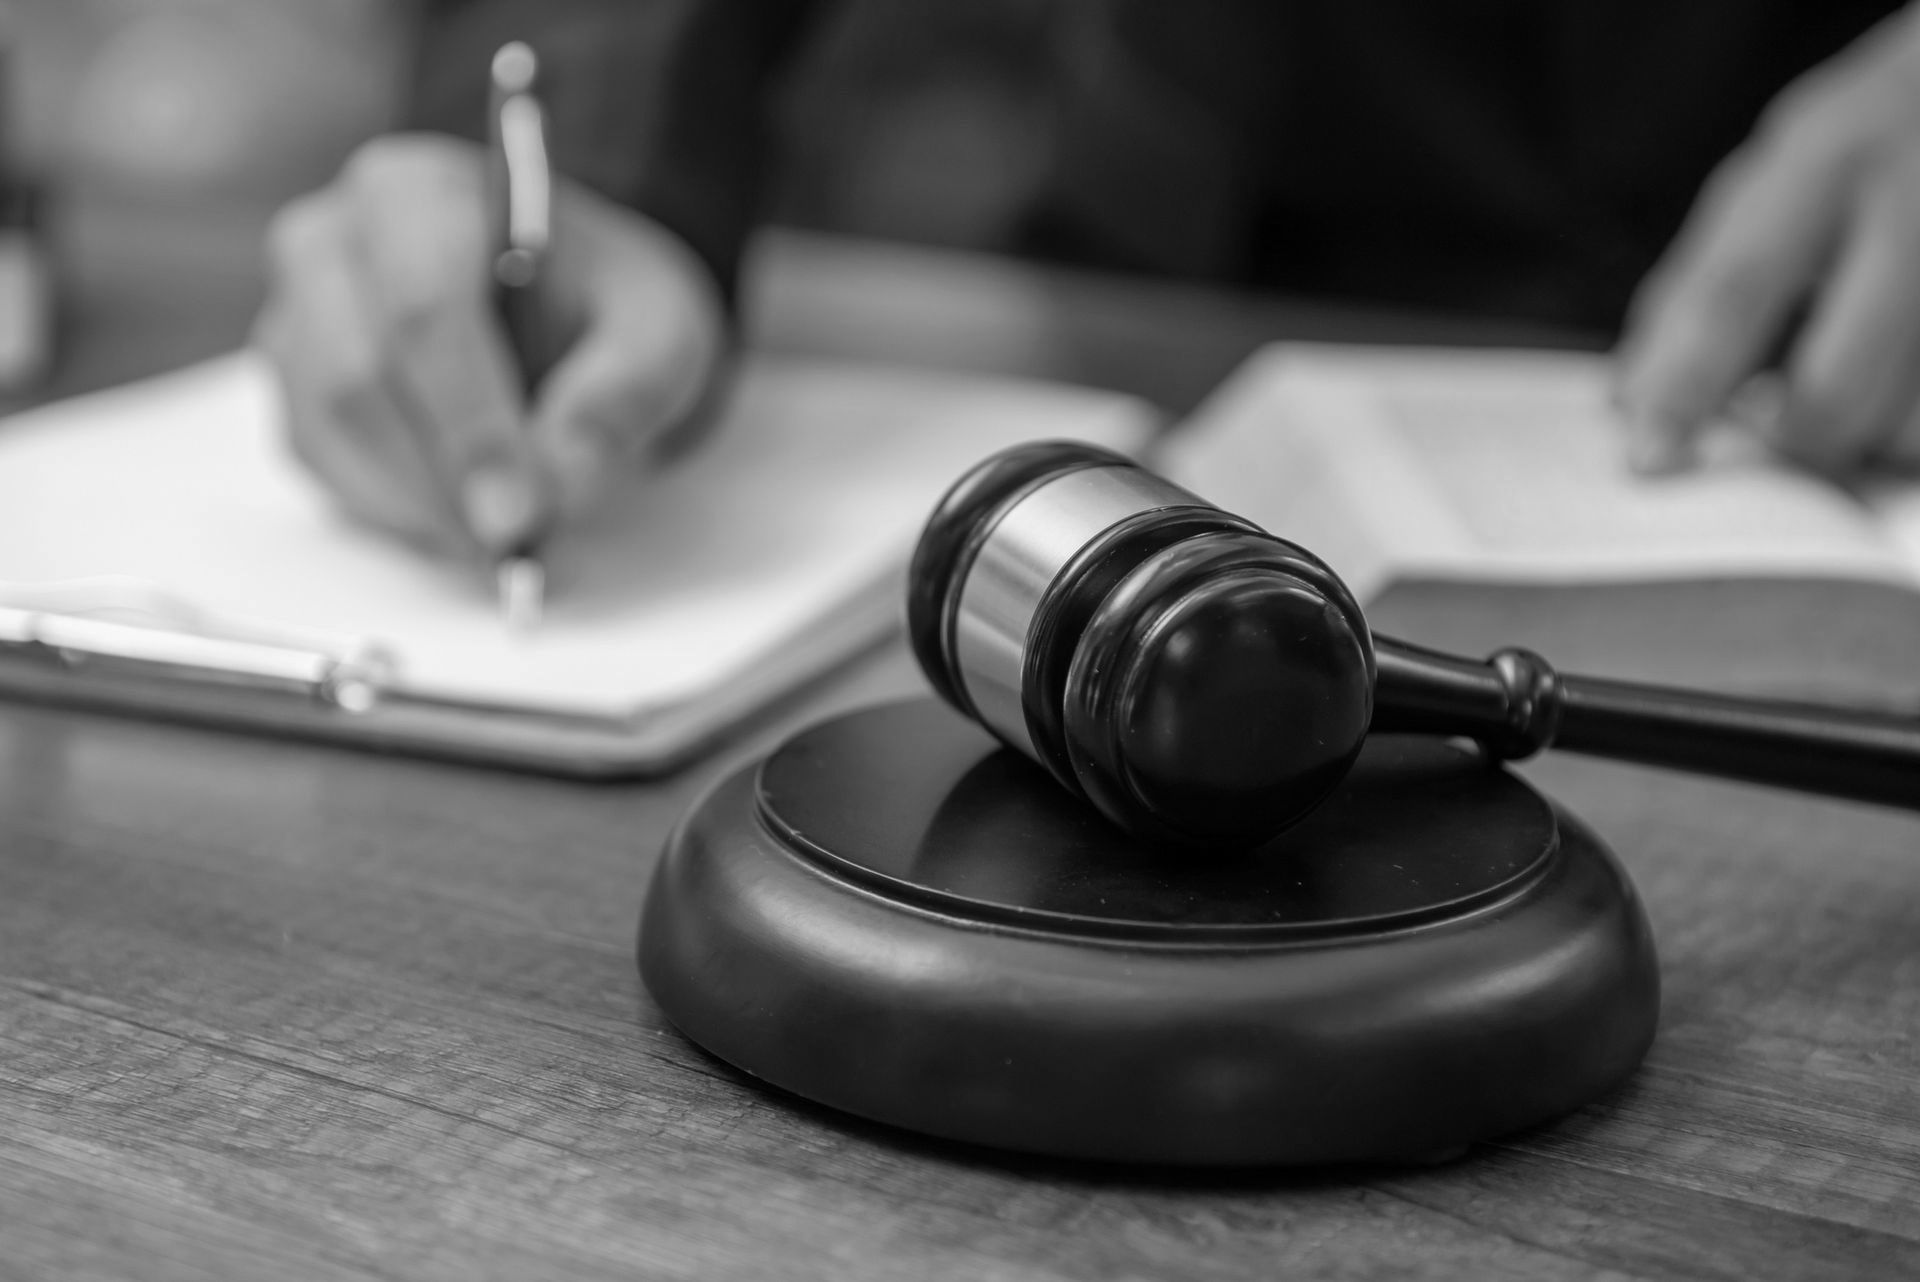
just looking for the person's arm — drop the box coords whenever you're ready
[1615,4,1920,474]
[253,1,820,560]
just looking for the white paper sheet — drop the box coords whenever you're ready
[0,351,1156,716]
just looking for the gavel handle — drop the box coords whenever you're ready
[1370,636,1920,809]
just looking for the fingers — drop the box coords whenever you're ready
[256,190,462,552]
[1774,156,1920,472]
[1614,115,1845,472]
[338,136,550,553]
[257,134,729,553]
[526,191,725,514]
[1617,11,1920,476]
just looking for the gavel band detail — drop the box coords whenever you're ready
[948,461,1206,760]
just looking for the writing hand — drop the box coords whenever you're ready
[253,133,726,556]
[1615,8,1920,474]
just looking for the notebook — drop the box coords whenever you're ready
[0,351,1156,773]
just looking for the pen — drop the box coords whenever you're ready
[487,41,552,632]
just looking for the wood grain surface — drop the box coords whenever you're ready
[2,230,1917,1280]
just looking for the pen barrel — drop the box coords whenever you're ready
[494,274,545,392]
[488,40,554,391]
[1370,636,1920,810]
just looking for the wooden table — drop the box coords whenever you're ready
[4,227,1918,1280]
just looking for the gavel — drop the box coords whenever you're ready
[907,441,1920,848]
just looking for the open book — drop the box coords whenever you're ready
[1158,343,1920,701]
[0,351,1154,772]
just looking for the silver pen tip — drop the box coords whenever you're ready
[498,556,545,634]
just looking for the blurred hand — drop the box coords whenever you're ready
[254,133,726,556]
[1615,7,1920,474]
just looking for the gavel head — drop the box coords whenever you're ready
[907,441,1377,849]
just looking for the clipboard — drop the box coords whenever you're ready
[0,352,1157,776]
[0,580,896,776]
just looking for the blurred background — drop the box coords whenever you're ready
[2,0,1059,394]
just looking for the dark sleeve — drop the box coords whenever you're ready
[407,0,823,300]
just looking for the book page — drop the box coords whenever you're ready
[0,351,1155,718]
[1159,344,1908,602]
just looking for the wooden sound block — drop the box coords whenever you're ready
[639,699,1659,1166]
